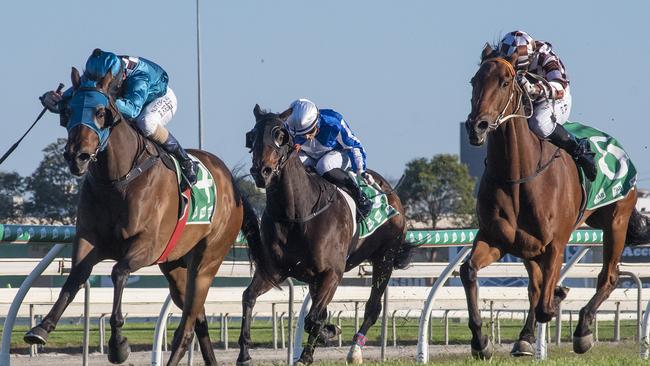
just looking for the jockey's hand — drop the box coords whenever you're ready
[40,90,63,113]
[516,74,542,98]
[360,171,375,185]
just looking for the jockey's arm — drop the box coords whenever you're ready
[336,120,367,173]
[115,76,150,119]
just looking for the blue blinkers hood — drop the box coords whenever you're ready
[66,84,111,150]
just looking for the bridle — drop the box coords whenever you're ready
[480,58,534,130]
[249,116,295,185]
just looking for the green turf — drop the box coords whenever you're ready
[1,317,641,355]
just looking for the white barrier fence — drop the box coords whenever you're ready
[3,225,650,365]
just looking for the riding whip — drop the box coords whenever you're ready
[0,83,64,166]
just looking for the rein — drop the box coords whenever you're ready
[77,87,160,192]
[479,58,561,185]
[482,58,533,130]
[252,116,337,223]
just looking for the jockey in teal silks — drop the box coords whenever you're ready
[284,98,373,217]
[41,49,198,186]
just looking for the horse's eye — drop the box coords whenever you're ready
[95,109,105,118]
[501,80,510,88]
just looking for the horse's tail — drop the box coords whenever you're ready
[626,208,650,246]
[240,194,280,287]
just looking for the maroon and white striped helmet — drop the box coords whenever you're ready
[497,31,535,69]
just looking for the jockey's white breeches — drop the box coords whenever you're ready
[528,87,572,138]
[135,86,178,137]
[299,150,351,176]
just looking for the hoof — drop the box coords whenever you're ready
[471,338,493,360]
[236,358,252,366]
[511,339,535,357]
[324,324,342,339]
[346,343,363,364]
[107,336,131,364]
[24,326,48,345]
[573,333,594,354]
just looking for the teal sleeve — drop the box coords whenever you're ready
[115,76,149,119]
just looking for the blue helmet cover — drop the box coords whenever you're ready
[66,84,111,149]
[85,50,121,80]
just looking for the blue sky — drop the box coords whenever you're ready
[1,1,649,184]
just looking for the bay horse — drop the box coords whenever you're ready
[462,45,650,358]
[236,105,412,365]
[23,67,262,366]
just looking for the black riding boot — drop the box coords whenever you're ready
[161,133,198,187]
[547,124,597,181]
[323,168,373,218]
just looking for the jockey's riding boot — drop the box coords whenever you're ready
[548,124,597,181]
[323,168,373,218]
[160,133,198,187]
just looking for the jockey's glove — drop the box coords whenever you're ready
[516,74,542,99]
[40,91,63,113]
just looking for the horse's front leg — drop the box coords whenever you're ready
[237,272,282,366]
[535,241,565,324]
[107,253,148,364]
[298,270,341,365]
[24,237,100,345]
[511,260,542,357]
[459,236,503,360]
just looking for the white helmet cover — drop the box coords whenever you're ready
[285,98,319,136]
[498,30,535,69]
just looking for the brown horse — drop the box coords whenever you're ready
[23,68,262,366]
[462,46,649,358]
[236,105,412,365]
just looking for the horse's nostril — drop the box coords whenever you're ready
[78,153,91,162]
[477,120,489,131]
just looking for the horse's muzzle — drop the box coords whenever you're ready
[64,150,92,176]
[466,118,489,146]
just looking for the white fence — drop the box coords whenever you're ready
[3,226,650,365]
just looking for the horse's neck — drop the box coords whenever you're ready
[91,122,144,181]
[486,116,541,181]
[267,154,323,219]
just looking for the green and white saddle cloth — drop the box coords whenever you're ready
[340,173,399,239]
[171,154,217,224]
[563,121,636,210]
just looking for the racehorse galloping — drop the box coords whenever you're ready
[237,105,412,365]
[23,68,262,366]
[462,47,650,358]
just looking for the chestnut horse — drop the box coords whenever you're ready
[236,105,412,365]
[23,68,262,366]
[462,46,649,358]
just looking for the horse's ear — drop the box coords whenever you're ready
[278,107,293,121]
[253,104,263,120]
[481,43,494,62]
[71,67,81,89]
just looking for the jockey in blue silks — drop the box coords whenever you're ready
[284,98,373,217]
[41,48,198,185]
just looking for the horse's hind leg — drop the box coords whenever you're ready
[160,260,218,366]
[24,238,100,345]
[346,258,393,364]
[460,236,503,360]
[167,243,222,366]
[511,260,542,357]
[573,201,633,354]
[237,272,281,366]
[298,270,342,365]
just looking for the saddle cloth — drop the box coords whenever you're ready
[339,172,399,239]
[564,121,636,210]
